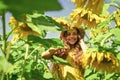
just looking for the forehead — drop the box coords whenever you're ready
[67,28,77,33]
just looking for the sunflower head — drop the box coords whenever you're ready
[70,8,106,28]
[71,0,104,15]
[9,17,40,40]
[81,49,120,73]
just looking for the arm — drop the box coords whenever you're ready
[41,48,56,59]
[79,39,88,53]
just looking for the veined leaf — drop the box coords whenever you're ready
[27,14,64,35]
[53,55,70,66]
[3,0,62,19]
[27,35,64,49]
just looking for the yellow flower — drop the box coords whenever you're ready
[9,17,40,40]
[53,17,71,28]
[70,8,105,28]
[71,0,104,15]
[81,51,120,73]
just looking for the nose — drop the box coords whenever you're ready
[69,34,74,38]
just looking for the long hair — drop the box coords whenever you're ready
[60,27,85,50]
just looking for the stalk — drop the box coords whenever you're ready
[0,10,6,80]
[20,44,29,79]
[2,11,6,55]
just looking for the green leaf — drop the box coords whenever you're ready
[0,1,7,15]
[104,73,115,80]
[84,68,93,78]
[86,73,98,80]
[97,15,114,29]
[53,55,70,66]
[117,52,120,61]
[27,14,64,34]
[27,35,64,49]
[102,3,110,15]
[110,28,120,41]
[118,0,120,2]
[3,0,62,19]
[43,72,53,79]
[0,56,12,73]
[0,1,7,10]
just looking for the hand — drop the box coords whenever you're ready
[79,39,88,53]
[54,48,68,59]
[42,48,56,59]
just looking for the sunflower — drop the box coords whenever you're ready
[81,50,120,73]
[53,17,70,28]
[70,8,106,28]
[9,17,40,40]
[71,0,104,15]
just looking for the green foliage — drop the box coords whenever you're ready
[27,35,64,49]
[27,13,64,36]
[110,28,120,41]
[52,55,70,66]
[1,0,62,19]
[0,56,12,72]
[0,0,63,80]
[0,0,120,80]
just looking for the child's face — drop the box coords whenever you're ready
[66,28,78,45]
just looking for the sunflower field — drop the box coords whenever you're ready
[0,0,120,80]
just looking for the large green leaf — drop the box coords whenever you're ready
[0,1,7,10]
[27,14,64,35]
[27,35,64,49]
[0,1,7,15]
[3,0,62,19]
[0,56,12,73]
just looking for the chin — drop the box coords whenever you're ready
[69,42,76,45]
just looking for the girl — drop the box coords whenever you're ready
[42,27,88,80]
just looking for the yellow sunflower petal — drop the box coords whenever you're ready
[70,8,106,28]
[97,52,104,64]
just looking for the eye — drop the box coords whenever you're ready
[67,32,70,36]
[73,32,77,35]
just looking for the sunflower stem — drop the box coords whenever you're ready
[21,43,29,79]
[2,10,6,56]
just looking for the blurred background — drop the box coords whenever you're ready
[0,0,75,38]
